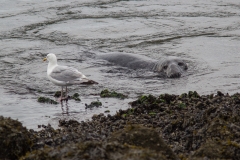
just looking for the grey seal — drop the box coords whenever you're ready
[99,53,188,78]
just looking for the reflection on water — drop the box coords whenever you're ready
[61,102,70,115]
[1,0,240,129]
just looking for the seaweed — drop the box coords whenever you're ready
[100,89,128,99]
[85,100,102,109]
[37,97,58,104]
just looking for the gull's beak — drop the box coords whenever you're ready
[43,57,47,61]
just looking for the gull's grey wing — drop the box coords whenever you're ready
[49,65,85,82]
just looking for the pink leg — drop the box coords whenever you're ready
[65,86,68,101]
[58,86,64,102]
[65,86,68,98]
[59,86,68,102]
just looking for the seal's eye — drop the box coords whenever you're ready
[178,62,183,66]
[163,65,168,70]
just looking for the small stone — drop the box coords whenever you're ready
[104,110,110,113]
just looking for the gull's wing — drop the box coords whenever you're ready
[49,65,86,82]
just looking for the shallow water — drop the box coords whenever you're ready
[1,0,240,129]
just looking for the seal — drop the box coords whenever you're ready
[99,53,188,78]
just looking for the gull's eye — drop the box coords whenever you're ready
[163,65,168,70]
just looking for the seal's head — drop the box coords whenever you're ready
[156,58,188,78]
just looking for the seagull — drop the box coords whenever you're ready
[43,53,98,102]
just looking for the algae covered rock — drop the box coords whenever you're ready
[54,91,81,101]
[71,93,81,101]
[37,97,58,104]
[22,141,168,160]
[108,125,177,160]
[21,91,240,159]
[128,92,240,158]
[85,100,102,109]
[54,91,62,98]
[22,126,172,160]
[192,139,240,159]
[191,117,240,159]
[0,116,32,159]
[100,89,128,99]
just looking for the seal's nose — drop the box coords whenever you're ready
[169,72,181,78]
[167,64,182,78]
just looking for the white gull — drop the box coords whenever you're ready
[43,53,98,101]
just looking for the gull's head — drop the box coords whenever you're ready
[43,53,57,64]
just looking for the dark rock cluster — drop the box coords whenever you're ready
[1,91,240,159]
[129,91,240,159]
[23,125,175,160]
[0,116,32,159]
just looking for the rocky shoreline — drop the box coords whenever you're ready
[1,91,240,159]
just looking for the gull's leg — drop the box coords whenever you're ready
[65,86,68,101]
[59,86,68,102]
[61,86,63,98]
[60,86,68,101]
[65,86,68,98]
[59,86,64,102]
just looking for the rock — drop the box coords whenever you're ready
[85,100,102,109]
[217,91,224,96]
[14,91,240,159]
[22,140,170,160]
[0,116,32,159]
[191,140,240,159]
[71,93,81,101]
[108,125,177,160]
[100,89,128,99]
[37,97,58,104]
[54,91,62,98]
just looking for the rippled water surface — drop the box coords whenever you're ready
[1,0,240,129]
